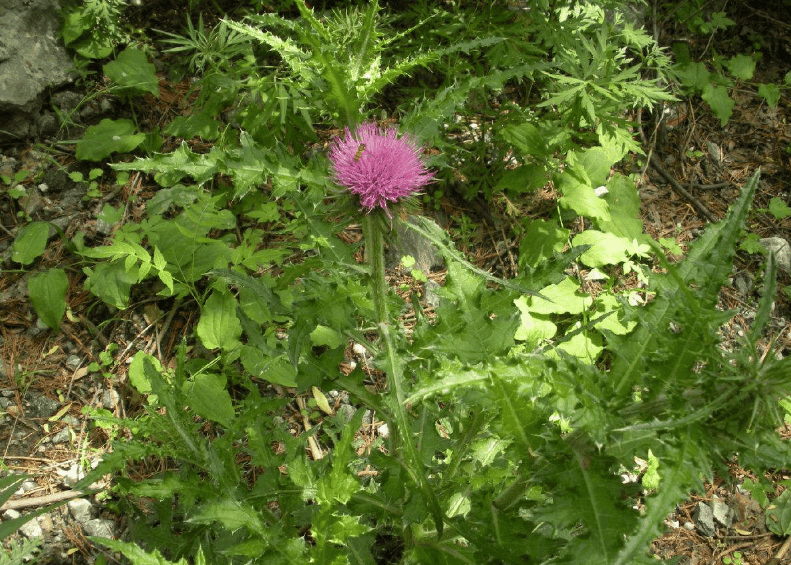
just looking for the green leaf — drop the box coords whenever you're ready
[598,175,648,242]
[768,197,791,219]
[11,221,50,265]
[76,119,145,161]
[677,62,711,91]
[519,219,569,270]
[103,47,160,97]
[701,84,734,126]
[72,35,114,59]
[83,259,138,309]
[524,277,591,315]
[240,347,298,387]
[757,83,781,108]
[767,489,791,535]
[310,325,344,349]
[183,373,235,427]
[572,230,647,267]
[196,289,242,351]
[128,351,161,396]
[499,123,551,157]
[28,268,68,330]
[92,537,193,564]
[726,55,755,81]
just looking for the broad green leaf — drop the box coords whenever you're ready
[76,119,145,161]
[240,347,298,387]
[28,268,68,330]
[767,489,791,535]
[677,62,710,91]
[103,47,160,97]
[572,230,633,267]
[183,373,234,427]
[499,123,551,157]
[496,164,548,195]
[73,35,113,59]
[11,221,50,265]
[519,219,569,269]
[598,174,647,241]
[557,167,611,223]
[514,296,557,344]
[128,351,164,396]
[726,54,755,81]
[164,108,220,140]
[83,259,138,309]
[758,83,781,108]
[526,277,591,315]
[768,197,791,219]
[701,84,734,126]
[196,290,242,350]
[310,325,344,349]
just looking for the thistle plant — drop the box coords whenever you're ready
[329,121,444,535]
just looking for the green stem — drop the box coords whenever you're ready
[362,212,444,538]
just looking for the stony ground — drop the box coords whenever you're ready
[1,1,791,564]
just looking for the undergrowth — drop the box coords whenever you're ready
[3,0,790,563]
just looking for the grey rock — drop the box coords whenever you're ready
[424,278,441,308]
[0,0,75,142]
[694,501,716,537]
[50,90,84,114]
[337,404,356,423]
[101,388,119,409]
[27,394,59,418]
[82,518,114,538]
[760,237,791,273]
[67,497,95,523]
[42,166,74,194]
[20,516,44,539]
[50,425,71,444]
[711,498,734,528]
[37,111,59,138]
[65,355,82,369]
[57,463,84,487]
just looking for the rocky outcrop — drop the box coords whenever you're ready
[0,0,74,142]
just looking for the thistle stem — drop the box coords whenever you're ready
[361,212,444,537]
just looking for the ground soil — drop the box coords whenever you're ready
[1,1,791,564]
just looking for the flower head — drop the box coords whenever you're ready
[329,122,434,216]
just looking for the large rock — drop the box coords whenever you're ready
[0,0,74,142]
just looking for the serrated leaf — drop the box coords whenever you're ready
[91,538,192,564]
[103,47,160,97]
[758,83,781,108]
[726,54,755,81]
[196,290,242,351]
[11,221,50,265]
[701,84,734,126]
[28,268,68,330]
[768,197,791,219]
[76,119,145,161]
[183,373,235,427]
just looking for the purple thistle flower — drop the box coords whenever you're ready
[329,122,434,217]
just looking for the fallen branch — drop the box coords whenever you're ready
[1,488,100,511]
